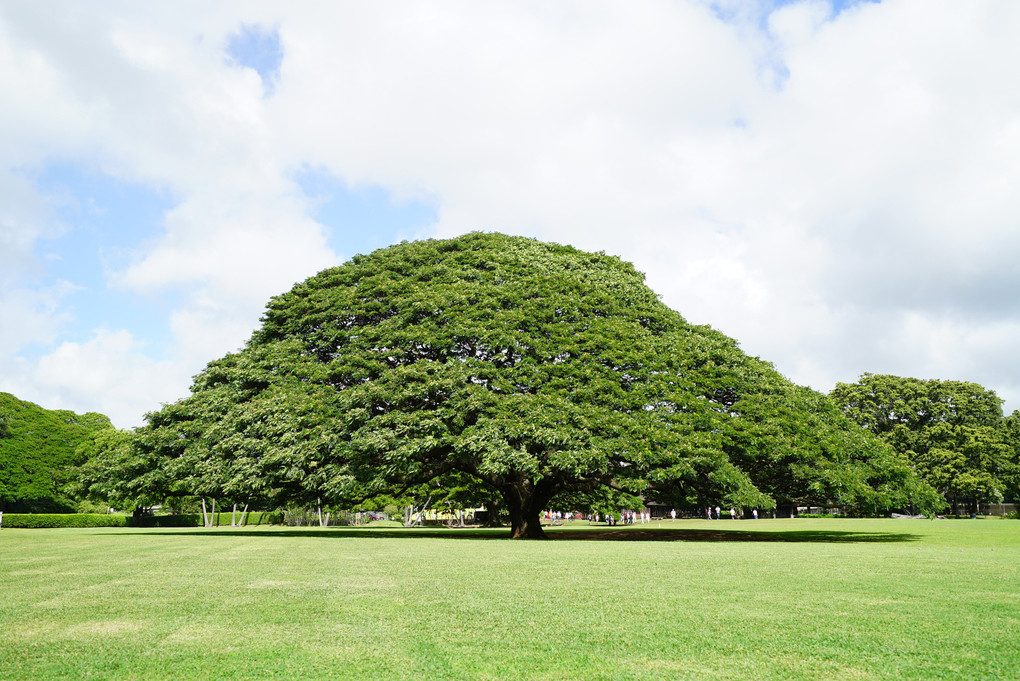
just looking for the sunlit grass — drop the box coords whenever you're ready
[1,518,1017,680]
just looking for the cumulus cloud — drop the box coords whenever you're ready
[0,329,189,428]
[2,0,1020,423]
[0,282,76,357]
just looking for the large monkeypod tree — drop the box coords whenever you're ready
[253,233,773,538]
[143,233,918,537]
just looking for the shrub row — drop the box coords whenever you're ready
[1,513,129,528]
[1,511,284,529]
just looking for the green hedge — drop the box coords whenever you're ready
[1,511,284,529]
[1,513,129,528]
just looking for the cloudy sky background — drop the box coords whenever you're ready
[3,0,1019,428]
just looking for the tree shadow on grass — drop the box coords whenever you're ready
[547,528,921,543]
[122,526,921,544]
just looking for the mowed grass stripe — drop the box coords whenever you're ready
[1,519,1017,680]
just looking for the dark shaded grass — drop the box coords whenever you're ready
[128,526,921,543]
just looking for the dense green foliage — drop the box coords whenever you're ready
[2,520,1018,680]
[132,234,927,537]
[0,393,113,512]
[69,428,138,510]
[830,374,1020,513]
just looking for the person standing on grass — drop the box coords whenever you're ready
[730,508,736,521]
[753,509,758,520]
[671,509,676,521]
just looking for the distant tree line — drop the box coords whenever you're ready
[830,374,1020,516]
[0,392,113,513]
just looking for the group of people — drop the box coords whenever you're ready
[665,507,759,520]
[543,510,572,522]
[543,507,764,524]
[704,506,758,520]
[588,510,650,525]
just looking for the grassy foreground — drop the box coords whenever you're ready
[1,519,1017,680]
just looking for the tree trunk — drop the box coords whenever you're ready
[504,480,551,539]
[211,498,217,527]
[201,497,209,528]
[238,502,250,527]
[483,498,503,527]
[231,503,237,527]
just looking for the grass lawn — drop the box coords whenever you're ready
[1,518,1018,680]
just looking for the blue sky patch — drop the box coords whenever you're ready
[27,163,179,356]
[226,24,283,96]
[712,0,881,26]
[294,166,439,261]
[710,0,880,91]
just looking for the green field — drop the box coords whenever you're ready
[1,519,1017,680]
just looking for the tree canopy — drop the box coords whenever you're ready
[134,233,928,536]
[0,392,113,512]
[830,373,1019,514]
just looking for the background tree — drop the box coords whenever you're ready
[71,428,138,512]
[723,384,939,516]
[136,234,926,537]
[830,374,1016,514]
[0,392,113,512]
[999,411,1020,503]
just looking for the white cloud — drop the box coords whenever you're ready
[0,281,76,357]
[1,328,188,429]
[3,0,1020,421]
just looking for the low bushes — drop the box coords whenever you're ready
[1,513,129,528]
[1,511,284,529]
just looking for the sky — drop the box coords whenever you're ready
[2,0,1020,429]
